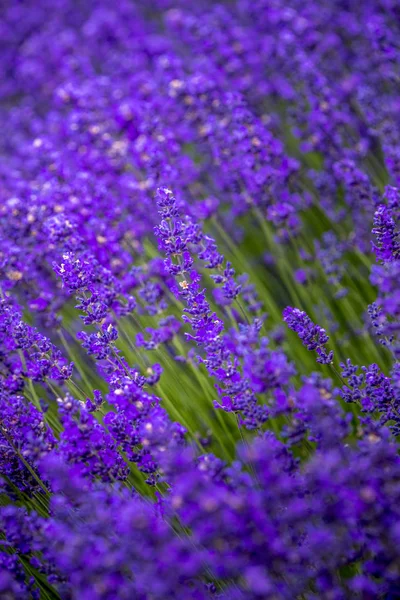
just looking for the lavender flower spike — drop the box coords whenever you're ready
[283,307,334,364]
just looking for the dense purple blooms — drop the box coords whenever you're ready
[57,393,130,482]
[370,186,400,356]
[0,0,400,597]
[372,204,400,263]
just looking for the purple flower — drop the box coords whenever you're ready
[372,202,400,263]
[283,306,334,364]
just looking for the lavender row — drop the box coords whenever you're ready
[0,1,400,598]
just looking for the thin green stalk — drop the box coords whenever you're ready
[58,329,93,392]
[18,351,41,410]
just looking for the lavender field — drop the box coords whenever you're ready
[1,0,400,598]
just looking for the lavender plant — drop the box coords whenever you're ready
[1,1,400,598]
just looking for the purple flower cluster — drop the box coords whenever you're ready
[155,187,273,429]
[283,306,334,364]
[0,0,400,598]
[370,186,400,357]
